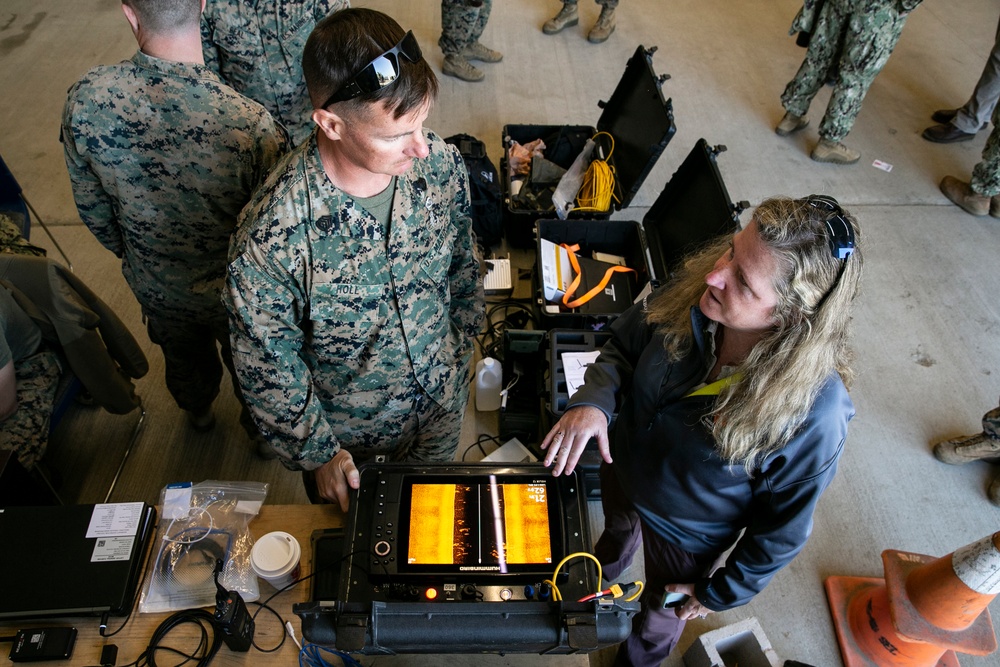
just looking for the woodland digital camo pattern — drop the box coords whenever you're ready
[781,0,922,142]
[61,50,288,323]
[201,0,350,146]
[439,0,492,56]
[226,131,485,471]
[0,285,61,469]
[972,114,1000,196]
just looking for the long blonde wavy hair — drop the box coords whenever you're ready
[645,196,863,469]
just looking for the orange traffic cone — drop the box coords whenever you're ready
[825,531,1000,667]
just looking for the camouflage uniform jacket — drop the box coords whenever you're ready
[790,0,921,34]
[61,51,288,321]
[201,0,350,145]
[226,131,485,470]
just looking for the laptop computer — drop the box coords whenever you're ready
[0,502,157,619]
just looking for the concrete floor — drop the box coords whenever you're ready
[3,0,1000,665]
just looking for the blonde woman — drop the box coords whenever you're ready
[541,195,863,666]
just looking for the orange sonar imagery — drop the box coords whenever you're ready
[407,482,552,566]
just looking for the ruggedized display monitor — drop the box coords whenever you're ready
[295,463,637,654]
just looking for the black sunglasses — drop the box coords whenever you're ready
[322,31,422,107]
[807,194,855,260]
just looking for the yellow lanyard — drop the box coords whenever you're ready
[684,373,742,398]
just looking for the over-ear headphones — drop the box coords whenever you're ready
[807,194,855,260]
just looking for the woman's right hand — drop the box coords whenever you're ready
[540,405,611,476]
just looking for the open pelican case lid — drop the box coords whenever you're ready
[501,44,676,248]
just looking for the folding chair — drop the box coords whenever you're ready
[0,153,73,270]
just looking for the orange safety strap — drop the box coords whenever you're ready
[559,243,636,309]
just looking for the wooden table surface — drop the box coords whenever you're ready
[0,504,345,666]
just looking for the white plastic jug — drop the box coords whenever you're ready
[475,357,503,411]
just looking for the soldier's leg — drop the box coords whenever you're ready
[0,349,61,469]
[145,313,223,422]
[780,0,847,117]
[953,14,1000,134]
[543,1,579,36]
[817,4,906,142]
[970,122,1000,197]
[440,0,486,81]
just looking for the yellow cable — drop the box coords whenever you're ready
[625,580,643,602]
[549,551,604,603]
[575,131,620,213]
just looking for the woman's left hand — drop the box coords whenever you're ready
[667,583,712,620]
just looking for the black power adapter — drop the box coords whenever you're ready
[9,627,77,662]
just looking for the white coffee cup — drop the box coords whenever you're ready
[251,531,301,590]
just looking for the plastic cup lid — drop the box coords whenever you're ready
[251,531,301,576]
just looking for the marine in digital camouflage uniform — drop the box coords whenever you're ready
[780,0,922,146]
[439,0,492,57]
[225,8,485,508]
[61,0,288,438]
[201,0,350,146]
[0,283,61,470]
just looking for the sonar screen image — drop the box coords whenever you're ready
[407,479,552,569]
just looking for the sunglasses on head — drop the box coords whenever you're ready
[322,31,422,107]
[807,194,855,260]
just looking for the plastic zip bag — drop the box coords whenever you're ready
[138,479,268,613]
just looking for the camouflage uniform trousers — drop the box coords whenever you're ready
[144,308,256,437]
[0,347,61,469]
[971,108,1000,196]
[560,0,619,7]
[439,0,493,56]
[302,379,470,503]
[780,0,909,142]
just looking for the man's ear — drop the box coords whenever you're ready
[312,107,346,141]
[121,3,140,36]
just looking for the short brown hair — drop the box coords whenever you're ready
[122,0,200,33]
[302,8,438,119]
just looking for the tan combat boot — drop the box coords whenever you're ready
[810,139,860,165]
[775,111,809,136]
[462,42,503,63]
[543,3,579,35]
[933,433,1000,465]
[442,55,484,82]
[588,7,616,43]
[939,175,990,216]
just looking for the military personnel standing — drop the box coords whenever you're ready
[542,0,619,45]
[201,0,350,146]
[775,0,923,164]
[61,0,288,452]
[225,8,485,510]
[439,0,501,82]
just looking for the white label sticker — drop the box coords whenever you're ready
[86,502,145,538]
[92,535,136,562]
[872,159,893,173]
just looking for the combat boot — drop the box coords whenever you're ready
[933,433,1000,464]
[588,7,616,43]
[775,111,808,136]
[462,42,503,63]
[989,474,1000,506]
[810,139,860,165]
[543,3,578,35]
[442,55,484,82]
[939,175,990,216]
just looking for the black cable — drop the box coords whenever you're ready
[139,609,222,667]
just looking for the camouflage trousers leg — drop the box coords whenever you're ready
[560,0,621,6]
[145,309,259,438]
[0,348,61,469]
[440,0,493,55]
[971,112,1000,196]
